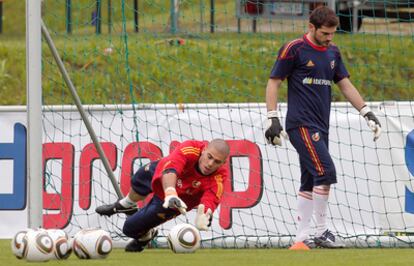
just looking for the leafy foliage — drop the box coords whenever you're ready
[0,1,412,105]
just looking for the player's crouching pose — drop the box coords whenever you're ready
[96,139,230,252]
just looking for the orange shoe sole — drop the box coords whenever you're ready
[289,241,310,250]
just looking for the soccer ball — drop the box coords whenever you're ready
[11,229,32,259]
[47,229,72,259]
[167,223,201,253]
[72,228,112,259]
[24,230,54,262]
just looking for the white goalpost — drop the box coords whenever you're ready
[26,0,123,229]
[26,0,42,229]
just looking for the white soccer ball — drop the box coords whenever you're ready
[72,228,112,259]
[47,229,71,260]
[24,230,54,262]
[11,229,32,259]
[167,223,201,253]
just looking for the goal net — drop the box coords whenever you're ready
[35,0,414,247]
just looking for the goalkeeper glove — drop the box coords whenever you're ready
[265,110,287,146]
[195,204,213,231]
[162,187,187,215]
[359,105,382,141]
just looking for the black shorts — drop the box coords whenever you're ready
[130,160,159,196]
[288,127,337,191]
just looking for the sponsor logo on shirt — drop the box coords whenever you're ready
[302,77,331,86]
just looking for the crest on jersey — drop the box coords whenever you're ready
[312,132,320,142]
[177,179,183,188]
[192,180,201,188]
[330,60,335,69]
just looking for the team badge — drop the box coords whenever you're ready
[330,60,335,69]
[177,179,183,188]
[312,132,320,142]
[192,180,201,188]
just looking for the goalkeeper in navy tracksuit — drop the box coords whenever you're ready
[264,6,381,250]
[96,139,229,252]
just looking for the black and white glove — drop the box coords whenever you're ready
[265,110,287,146]
[195,204,212,231]
[359,105,382,141]
[162,187,187,215]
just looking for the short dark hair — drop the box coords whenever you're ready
[208,139,230,158]
[309,6,339,29]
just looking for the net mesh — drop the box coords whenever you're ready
[37,0,414,247]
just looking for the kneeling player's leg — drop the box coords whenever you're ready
[123,195,179,252]
[120,161,159,208]
[95,161,158,216]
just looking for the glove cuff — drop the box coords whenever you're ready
[164,187,177,197]
[267,110,281,119]
[359,105,371,117]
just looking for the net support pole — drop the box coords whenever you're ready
[41,20,123,200]
[170,0,179,34]
[108,0,112,34]
[133,0,138,33]
[95,0,102,34]
[352,4,359,33]
[199,0,204,32]
[327,0,336,11]
[0,1,3,34]
[66,0,72,34]
[210,0,215,33]
[26,0,43,229]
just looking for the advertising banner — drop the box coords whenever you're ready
[0,102,413,243]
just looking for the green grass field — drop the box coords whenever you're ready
[1,239,414,266]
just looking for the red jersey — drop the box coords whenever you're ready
[151,140,228,212]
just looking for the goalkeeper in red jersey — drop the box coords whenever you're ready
[96,139,230,252]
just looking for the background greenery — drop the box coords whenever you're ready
[0,0,412,105]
